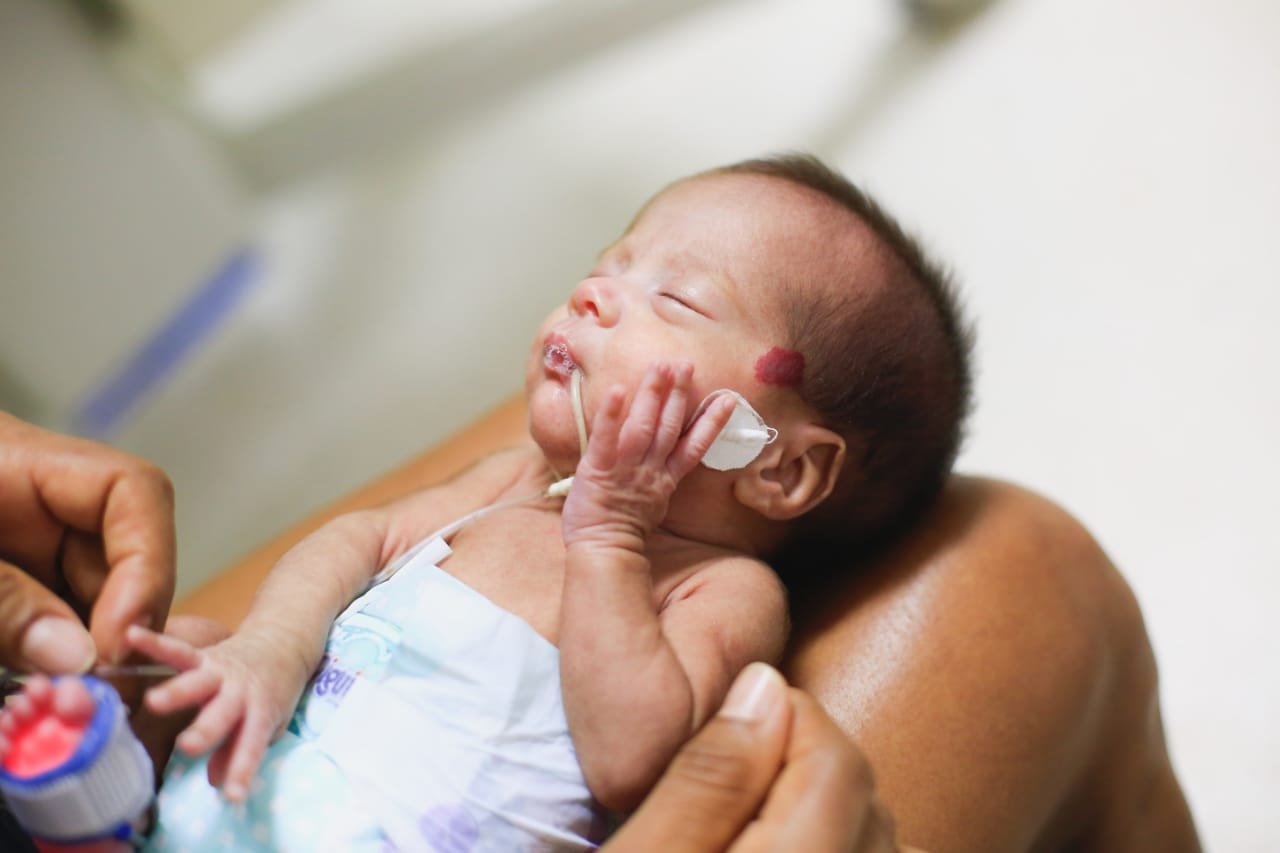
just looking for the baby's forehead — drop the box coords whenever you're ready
[612,173,871,303]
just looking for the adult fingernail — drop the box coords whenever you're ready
[20,618,97,674]
[720,661,784,722]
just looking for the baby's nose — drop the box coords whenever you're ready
[568,277,619,327]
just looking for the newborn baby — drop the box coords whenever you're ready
[0,153,972,851]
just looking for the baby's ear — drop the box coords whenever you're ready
[732,423,845,521]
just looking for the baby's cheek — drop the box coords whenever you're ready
[754,346,805,388]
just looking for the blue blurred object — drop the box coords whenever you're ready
[72,247,260,440]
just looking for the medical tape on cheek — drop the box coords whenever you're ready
[693,390,778,471]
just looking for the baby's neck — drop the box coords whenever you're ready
[528,453,783,560]
[654,488,784,560]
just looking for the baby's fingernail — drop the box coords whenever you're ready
[225,782,246,802]
[720,662,784,722]
[20,618,96,674]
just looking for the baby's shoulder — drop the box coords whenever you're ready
[655,542,787,616]
[653,544,790,664]
[447,444,552,497]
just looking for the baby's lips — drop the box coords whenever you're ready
[543,332,580,376]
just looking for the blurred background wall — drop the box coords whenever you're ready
[1,0,1276,847]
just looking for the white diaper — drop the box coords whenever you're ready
[146,539,606,852]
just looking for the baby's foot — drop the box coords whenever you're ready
[0,675,96,778]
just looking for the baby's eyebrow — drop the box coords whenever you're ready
[661,248,711,273]
[593,244,630,270]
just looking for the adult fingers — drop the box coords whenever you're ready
[0,559,96,673]
[733,690,897,853]
[82,459,176,664]
[60,530,109,618]
[605,662,791,853]
[0,417,176,665]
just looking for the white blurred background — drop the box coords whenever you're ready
[2,0,1276,847]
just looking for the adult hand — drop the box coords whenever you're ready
[606,662,910,853]
[0,412,175,673]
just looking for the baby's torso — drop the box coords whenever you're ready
[440,502,569,644]
[151,538,611,851]
[434,465,709,646]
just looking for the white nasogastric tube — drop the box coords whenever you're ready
[373,371,587,585]
[570,368,588,457]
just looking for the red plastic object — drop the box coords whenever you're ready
[3,712,89,779]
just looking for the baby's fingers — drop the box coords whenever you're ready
[624,363,668,436]
[221,705,277,802]
[585,386,627,466]
[176,681,245,757]
[651,363,693,460]
[144,667,220,715]
[126,624,201,671]
[670,394,738,479]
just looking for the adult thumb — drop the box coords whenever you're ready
[0,559,97,674]
[605,663,792,853]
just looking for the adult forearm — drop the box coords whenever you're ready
[559,541,694,812]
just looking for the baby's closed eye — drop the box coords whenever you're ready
[654,290,707,320]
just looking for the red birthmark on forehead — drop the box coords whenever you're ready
[754,346,805,388]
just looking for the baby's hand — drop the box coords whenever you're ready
[126,625,307,802]
[561,362,736,554]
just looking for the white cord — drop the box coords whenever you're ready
[571,369,588,456]
[374,370,589,586]
[372,476,573,585]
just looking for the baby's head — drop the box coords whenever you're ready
[527,153,972,552]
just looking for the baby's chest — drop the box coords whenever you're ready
[440,507,567,643]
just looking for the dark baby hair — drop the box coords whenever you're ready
[706,153,975,551]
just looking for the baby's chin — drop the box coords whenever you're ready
[526,398,582,475]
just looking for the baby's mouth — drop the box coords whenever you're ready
[543,337,578,377]
[541,333,588,454]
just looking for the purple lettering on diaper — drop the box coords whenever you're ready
[418,804,479,853]
[311,656,359,700]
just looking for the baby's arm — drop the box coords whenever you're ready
[129,447,532,800]
[561,552,787,813]
[558,363,788,812]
